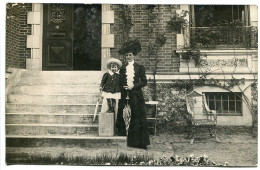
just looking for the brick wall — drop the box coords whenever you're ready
[6,3,32,70]
[111,4,180,74]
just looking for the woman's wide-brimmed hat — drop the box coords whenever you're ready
[118,39,142,56]
[106,58,123,69]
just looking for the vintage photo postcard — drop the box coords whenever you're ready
[2,0,258,168]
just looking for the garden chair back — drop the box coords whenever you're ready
[185,90,219,144]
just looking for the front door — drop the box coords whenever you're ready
[43,4,101,71]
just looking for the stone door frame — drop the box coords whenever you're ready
[26,3,114,71]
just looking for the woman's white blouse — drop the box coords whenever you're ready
[126,61,135,88]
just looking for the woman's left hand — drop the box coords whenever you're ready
[124,85,134,90]
[128,85,134,90]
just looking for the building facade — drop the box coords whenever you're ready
[6,4,258,129]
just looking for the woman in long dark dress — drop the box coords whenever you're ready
[116,39,150,149]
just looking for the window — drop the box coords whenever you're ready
[189,5,255,48]
[204,92,242,115]
[191,5,249,27]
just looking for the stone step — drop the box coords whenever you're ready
[6,103,101,114]
[17,77,101,86]
[6,136,126,148]
[20,71,104,79]
[6,124,99,136]
[6,113,99,124]
[7,94,101,104]
[11,85,100,95]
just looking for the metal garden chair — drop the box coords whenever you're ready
[185,90,220,144]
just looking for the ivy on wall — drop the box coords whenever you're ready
[119,5,133,44]
[143,83,188,133]
[147,5,167,101]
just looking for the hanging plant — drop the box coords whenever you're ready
[167,15,188,33]
[147,4,156,11]
[155,33,167,47]
[181,49,202,66]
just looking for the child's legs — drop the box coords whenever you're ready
[111,99,116,111]
[106,98,112,111]
[114,99,119,124]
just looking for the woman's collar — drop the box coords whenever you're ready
[128,60,135,65]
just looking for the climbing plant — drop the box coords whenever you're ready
[147,5,167,101]
[119,5,133,45]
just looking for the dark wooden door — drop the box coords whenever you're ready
[43,4,73,70]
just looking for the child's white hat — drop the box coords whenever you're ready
[106,58,122,69]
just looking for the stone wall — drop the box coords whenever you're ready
[6,3,32,70]
[251,82,258,136]
[143,80,258,132]
[110,4,180,74]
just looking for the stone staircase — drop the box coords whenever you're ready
[6,70,126,148]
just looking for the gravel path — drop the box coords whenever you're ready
[6,128,257,167]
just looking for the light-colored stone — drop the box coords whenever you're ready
[7,94,100,104]
[102,34,114,48]
[11,85,100,95]
[26,35,40,48]
[102,11,114,23]
[16,77,101,86]
[6,103,101,114]
[250,5,258,27]
[26,59,40,70]
[20,70,104,79]
[6,124,99,136]
[194,85,253,126]
[27,12,40,24]
[99,112,114,136]
[176,34,184,48]
[6,113,98,125]
[101,48,111,71]
[102,24,110,34]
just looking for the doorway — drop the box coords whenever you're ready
[42,4,102,71]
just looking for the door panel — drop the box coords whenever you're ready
[73,4,101,70]
[43,4,73,70]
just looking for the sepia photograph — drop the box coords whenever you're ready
[2,0,258,168]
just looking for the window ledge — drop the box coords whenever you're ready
[217,113,242,116]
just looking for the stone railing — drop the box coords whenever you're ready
[177,49,258,74]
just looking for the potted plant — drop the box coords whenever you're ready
[167,15,188,34]
[181,49,202,66]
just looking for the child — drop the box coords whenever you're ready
[100,58,122,113]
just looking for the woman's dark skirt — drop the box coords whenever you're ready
[116,89,150,148]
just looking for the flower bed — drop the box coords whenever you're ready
[7,152,228,166]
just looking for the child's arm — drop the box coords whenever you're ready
[100,73,108,91]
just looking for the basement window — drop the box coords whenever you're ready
[204,92,242,116]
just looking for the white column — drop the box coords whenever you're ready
[176,5,190,48]
[26,3,43,70]
[250,5,258,27]
[101,4,114,71]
